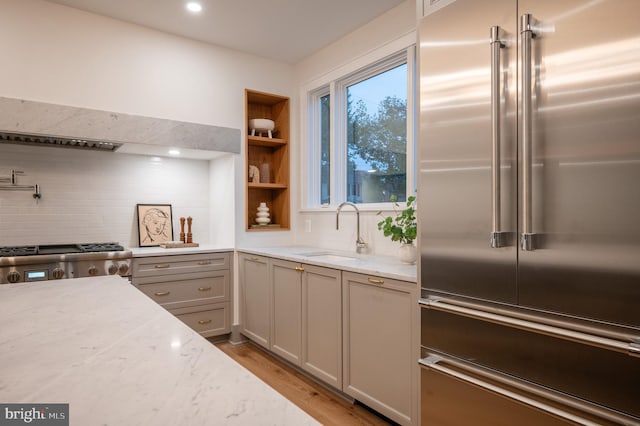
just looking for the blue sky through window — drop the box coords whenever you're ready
[347,64,407,170]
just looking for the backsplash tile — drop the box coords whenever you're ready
[0,144,211,248]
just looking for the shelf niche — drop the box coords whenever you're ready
[245,89,290,232]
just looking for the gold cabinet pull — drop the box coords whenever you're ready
[367,278,384,285]
[198,286,212,292]
[249,257,259,261]
[154,291,170,296]
[294,266,305,272]
[198,319,212,325]
[154,264,170,269]
[197,261,212,265]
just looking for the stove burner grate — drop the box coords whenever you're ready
[0,246,37,257]
[0,242,126,257]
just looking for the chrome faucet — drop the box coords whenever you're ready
[336,202,367,253]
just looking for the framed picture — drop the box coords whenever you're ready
[136,204,174,247]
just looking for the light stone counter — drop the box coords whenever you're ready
[237,246,417,283]
[129,244,234,257]
[0,276,318,426]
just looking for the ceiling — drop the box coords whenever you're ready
[44,0,406,63]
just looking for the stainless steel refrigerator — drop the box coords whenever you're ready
[418,1,640,424]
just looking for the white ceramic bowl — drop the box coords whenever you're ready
[249,118,275,132]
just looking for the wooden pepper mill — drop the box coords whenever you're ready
[187,216,193,243]
[179,217,186,243]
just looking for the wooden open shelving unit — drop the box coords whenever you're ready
[245,89,290,231]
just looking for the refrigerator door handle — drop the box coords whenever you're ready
[520,14,537,251]
[419,354,635,425]
[490,26,507,248]
[420,297,640,358]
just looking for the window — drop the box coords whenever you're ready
[305,47,415,208]
[320,93,331,205]
[346,63,407,203]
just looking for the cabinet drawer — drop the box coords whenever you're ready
[172,303,230,337]
[137,271,229,310]
[132,252,229,278]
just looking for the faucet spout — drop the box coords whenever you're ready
[336,202,367,253]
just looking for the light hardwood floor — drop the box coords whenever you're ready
[215,341,393,426]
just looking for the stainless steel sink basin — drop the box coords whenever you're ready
[297,252,357,261]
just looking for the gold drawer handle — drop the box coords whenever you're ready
[197,261,212,265]
[198,286,212,292]
[249,257,259,261]
[368,278,384,285]
[154,264,170,269]
[155,291,170,296]
[198,319,212,325]
[294,266,305,272]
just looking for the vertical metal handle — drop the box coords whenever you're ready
[520,14,536,251]
[490,26,506,249]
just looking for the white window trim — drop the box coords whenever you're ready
[305,86,330,207]
[299,32,416,213]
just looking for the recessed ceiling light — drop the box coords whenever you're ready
[168,149,181,156]
[186,2,203,13]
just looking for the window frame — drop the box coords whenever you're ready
[300,39,416,212]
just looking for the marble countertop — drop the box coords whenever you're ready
[129,244,234,257]
[237,246,417,283]
[0,276,318,426]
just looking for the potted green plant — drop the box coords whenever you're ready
[377,195,417,264]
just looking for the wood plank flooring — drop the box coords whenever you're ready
[215,341,393,426]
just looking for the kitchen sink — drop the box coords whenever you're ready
[297,252,358,261]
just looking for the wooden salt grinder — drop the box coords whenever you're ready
[187,216,193,243]
[179,217,186,243]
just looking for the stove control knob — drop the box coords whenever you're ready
[88,266,98,276]
[107,264,118,275]
[7,271,21,283]
[118,263,130,275]
[52,268,65,280]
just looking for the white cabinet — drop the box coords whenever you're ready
[271,260,343,387]
[270,259,302,364]
[342,271,416,425]
[240,254,342,389]
[131,252,231,338]
[239,253,270,349]
[301,264,342,389]
[238,253,417,424]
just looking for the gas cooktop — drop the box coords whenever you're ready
[0,242,126,258]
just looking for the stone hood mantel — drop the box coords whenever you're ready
[0,96,240,157]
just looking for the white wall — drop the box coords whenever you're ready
[291,0,417,256]
[0,0,418,255]
[0,0,296,249]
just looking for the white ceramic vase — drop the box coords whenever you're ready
[398,242,417,264]
[256,202,271,225]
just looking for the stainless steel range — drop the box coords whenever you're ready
[0,242,131,284]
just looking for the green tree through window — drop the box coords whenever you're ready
[346,64,407,203]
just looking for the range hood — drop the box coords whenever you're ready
[0,97,241,157]
[0,131,122,152]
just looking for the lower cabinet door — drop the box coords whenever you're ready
[239,254,271,348]
[302,265,342,389]
[343,272,414,425]
[270,259,302,365]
